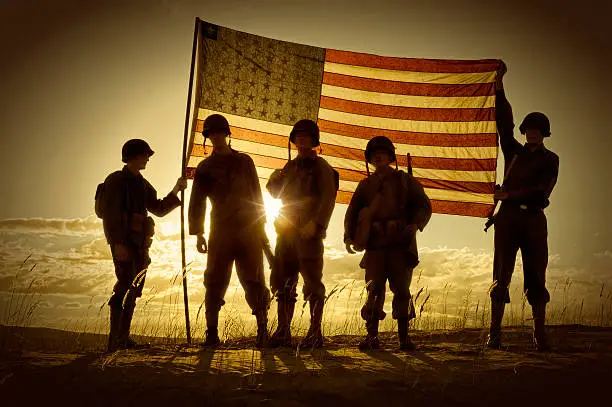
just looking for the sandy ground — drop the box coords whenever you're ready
[1,325,611,406]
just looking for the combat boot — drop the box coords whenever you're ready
[300,300,324,349]
[269,301,294,347]
[255,310,269,348]
[532,302,551,352]
[201,310,221,347]
[358,319,380,351]
[486,300,505,350]
[397,318,415,351]
[107,305,122,352]
[116,295,136,350]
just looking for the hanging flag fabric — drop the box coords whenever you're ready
[185,21,501,217]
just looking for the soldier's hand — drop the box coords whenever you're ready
[300,220,318,240]
[114,244,131,261]
[172,177,188,195]
[498,60,507,77]
[496,60,507,90]
[269,169,284,184]
[196,234,208,254]
[494,190,509,201]
[345,240,356,254]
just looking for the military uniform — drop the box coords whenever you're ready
[188,150,271,326]
[266,153,337,347]
[487,89,559,351]
[491,90,559,305]
[345,169,431,323]
[103,166,180,349]
[267,155,336,303]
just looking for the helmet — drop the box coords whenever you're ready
[519,112,550,137]
[202,114,230,137]
[289,119,320,147]
[365,136,396,163]
[122,139,154,163]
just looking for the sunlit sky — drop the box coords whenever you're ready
[0,0,611,333]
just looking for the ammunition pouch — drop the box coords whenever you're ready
[369,219,412,248]
[130,214,155,238]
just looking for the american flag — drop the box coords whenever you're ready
[186,21,501,217]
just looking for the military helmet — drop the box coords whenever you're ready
[519,112,550,137]
[122,139,154,163]
[365,136,396,163]
[202,114,231,137]
[289,119,320,147]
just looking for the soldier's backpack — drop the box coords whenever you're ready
[95,171,127,219]
[94,182,106,219]
[332,168,340,193]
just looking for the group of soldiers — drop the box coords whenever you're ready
[100,63,558,353]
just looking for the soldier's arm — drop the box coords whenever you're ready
[144,181,181,217]
[245,155,267,227]
[505,153,559,205]
[313,160,337,231]
[265,163,288,198]
[103,172,128,245]
[405,174,432,232]
[495,74,522,161]
[188,164,209,235]
[343,182,365,243]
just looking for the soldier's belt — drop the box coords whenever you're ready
[503,202,543,213]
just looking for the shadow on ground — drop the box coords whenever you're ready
[1,325,611,406]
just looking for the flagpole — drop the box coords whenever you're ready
[179,17,201,345]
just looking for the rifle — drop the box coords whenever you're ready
[484,154,518,232]
[262,237,275,269]
[484,184,502,232]
[406,153,413,175]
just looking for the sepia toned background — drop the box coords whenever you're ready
[1,0,610,338]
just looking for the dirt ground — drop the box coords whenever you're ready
[1,325,611,406]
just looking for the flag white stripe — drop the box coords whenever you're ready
[324,62,497,84]
[321,84,495,109]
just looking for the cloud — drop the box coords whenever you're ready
[2,216,612,332]
[0,216,103,236]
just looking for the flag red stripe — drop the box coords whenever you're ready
[317,120,497,146]
[322,72,495,97]
[325,49,502,73]
[334,192,493,217]
[430,200,493,217]
[320,96,495,122]
[190,127,497,171]
[187,151,494,194]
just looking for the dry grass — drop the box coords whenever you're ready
[2,255,612,350]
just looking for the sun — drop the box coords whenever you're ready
[263,192,282,221]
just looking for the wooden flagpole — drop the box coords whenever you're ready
[179,17,201,345]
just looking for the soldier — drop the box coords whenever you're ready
[344,136,431,351]
[487,62,559,351]
[102,139,187,352]
[188,114,271,348]
[266,119,337,349]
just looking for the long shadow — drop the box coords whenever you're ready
[273,346,308,373]
[4,352,106,403]
[310,348,352,377]
[195,346,217,375]
[365,348,409,371]
[258,348,278,374]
